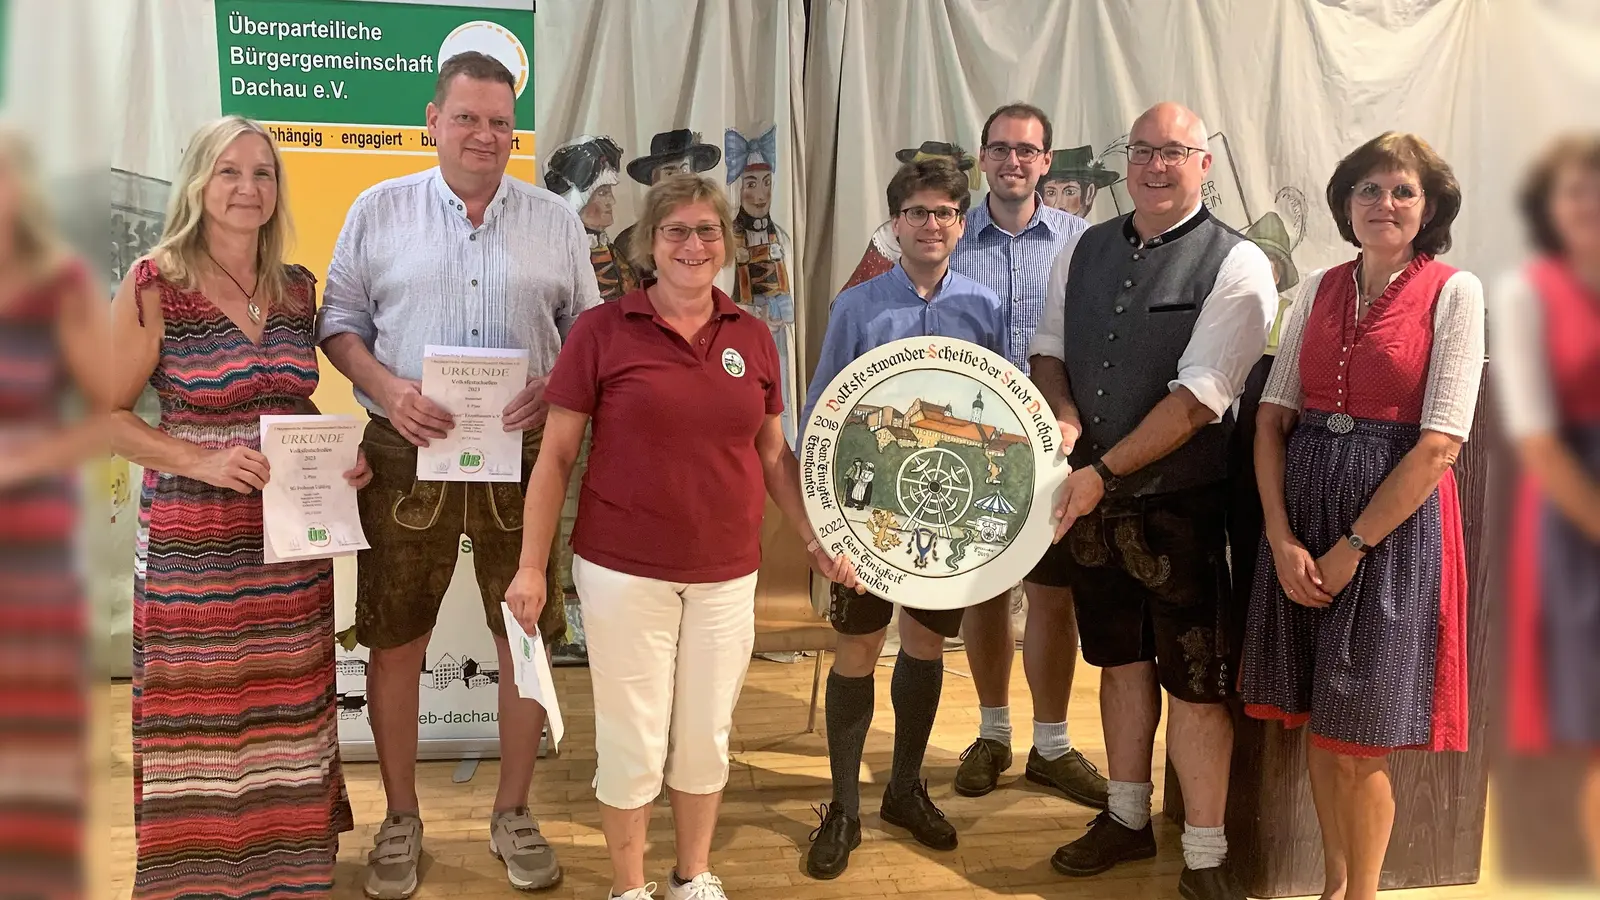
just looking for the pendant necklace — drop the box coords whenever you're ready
[1327,266,1378,435]
[206,249,263,324]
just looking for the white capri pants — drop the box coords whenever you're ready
[574,554,759,809]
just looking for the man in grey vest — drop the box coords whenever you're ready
[1027,102,1276,900]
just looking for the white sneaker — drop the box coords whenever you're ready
[666,871,728,900]
[612,883,657,900]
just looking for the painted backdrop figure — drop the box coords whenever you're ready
[614,130,721,262]
[316,53,600,899]
[1496,134,1600,880]
[1039,145,1119,219]
[842,142,981,290]
[726,126,797,443]
[546,134,637,302]
[1241,133,1483,900]
[1029,103,1278,900]
[944,103,1107,810]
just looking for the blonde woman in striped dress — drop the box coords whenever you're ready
[109,116,369,899]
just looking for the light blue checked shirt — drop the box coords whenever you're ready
[316,167,601,415]
[800,264,1004,436]
[950,194,1087,373]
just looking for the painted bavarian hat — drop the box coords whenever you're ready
[544,135,623,212]
[1245,211,1299,289]
[1041,145,1120,188]
[626,129,722,184]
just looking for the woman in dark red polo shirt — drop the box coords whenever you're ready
[1239,133,1484,900]
[506,173,856,900]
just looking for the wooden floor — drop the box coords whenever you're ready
[99,649,1506,899]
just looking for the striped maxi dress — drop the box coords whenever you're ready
[131,259,352,899]
[0,261,89,900]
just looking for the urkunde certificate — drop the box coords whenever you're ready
[260,415,369,563]
[416,345,529,483]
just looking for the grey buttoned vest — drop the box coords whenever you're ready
[1063,206,1245,497]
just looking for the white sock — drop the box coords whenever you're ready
[1106,780,1153,830]
[1032,720,1071,760]
[1182,823,1228,870]
[978,705,1012,744]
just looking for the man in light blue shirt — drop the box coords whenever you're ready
[802,156,1003,881]
[316,52,599,899]
[947,103,1106,810]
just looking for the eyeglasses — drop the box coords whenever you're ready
[982,143,1045,163]
[1125,143,1206,166]
[898,206,963,227]
[1352,181,1424,208]
[657,224,725,243]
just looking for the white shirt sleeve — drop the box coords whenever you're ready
[1026,230,1083,362]
[1260,269,1326,411]
[1418,271,1487,439]
[1170,240,1278,421]
[1488,269,1558,440]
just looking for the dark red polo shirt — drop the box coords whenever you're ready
[545,285,783,582]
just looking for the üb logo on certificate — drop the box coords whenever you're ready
[260,415,371,564]
[417,346,530,483]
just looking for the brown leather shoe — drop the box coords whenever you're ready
[1025,746,1109,809]
[952,737,1013,797]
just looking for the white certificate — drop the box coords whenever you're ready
[416,345,529,483]
[260,415,369,563]
[500,601,565,751]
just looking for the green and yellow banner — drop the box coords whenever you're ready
[215,0,535,414]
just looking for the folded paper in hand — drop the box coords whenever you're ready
[499,601,564,751]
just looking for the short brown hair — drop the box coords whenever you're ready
[434,51,516,106]
[886,157,972,220]
[1518,133,1600,256]
[626,173,736,273]
[980,102,1053,151]
[1326,131,1461,256]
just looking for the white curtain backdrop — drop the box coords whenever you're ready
[801,0,1600,375]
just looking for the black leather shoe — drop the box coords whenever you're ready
[1025,746,1110,809]
[953,737,1013,797]
[880,780,957,851]
[804,803,860,880]
[1050,811,1157,877]
[1179,864,1245,900]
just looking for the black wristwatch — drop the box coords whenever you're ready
[1091,458,1122,493]
[1345,533,1373,555]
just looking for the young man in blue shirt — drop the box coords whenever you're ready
[800,157,1004,880]
[947,103,1108,809]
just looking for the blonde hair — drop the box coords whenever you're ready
[625,173,735,273]
[151,116,295,304]
[0,129,69,278]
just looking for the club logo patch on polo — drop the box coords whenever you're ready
[799,337,1069,611]
[722,347,746,377]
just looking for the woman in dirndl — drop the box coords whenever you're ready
[1239,131,1485,900]
[1495,133,1600,878]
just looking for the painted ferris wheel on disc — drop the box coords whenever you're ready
[896,447,974,533]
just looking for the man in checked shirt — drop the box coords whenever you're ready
[946,102,1109,811]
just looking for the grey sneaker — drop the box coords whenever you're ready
[490,806,562,890]
[364,812,423,899]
